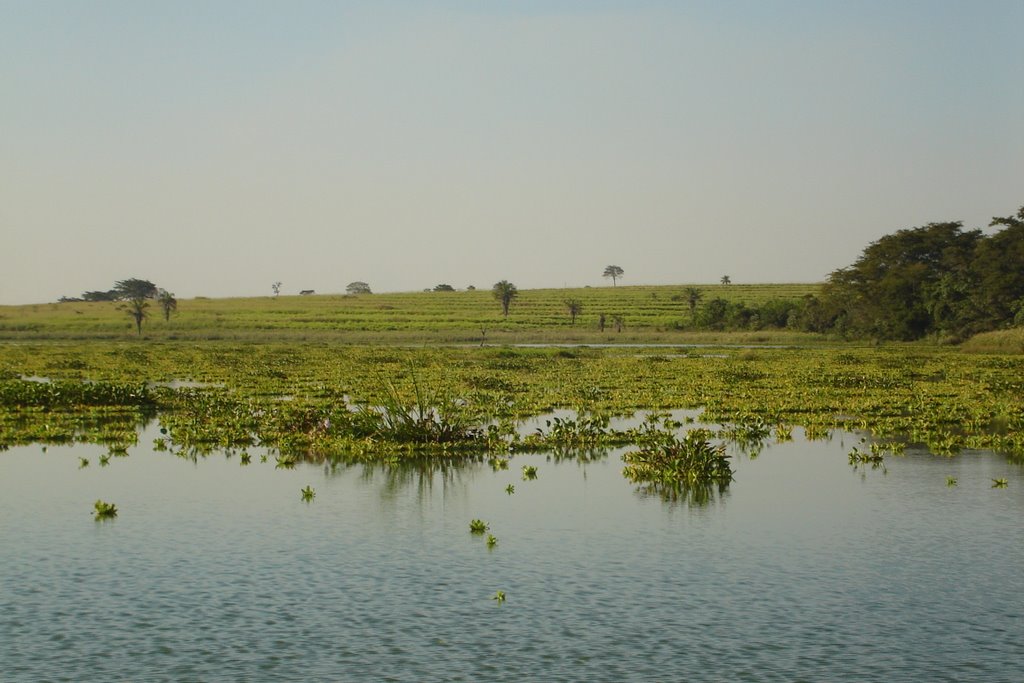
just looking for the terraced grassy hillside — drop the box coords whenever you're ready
[0,283,821,341]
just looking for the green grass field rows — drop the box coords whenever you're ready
[0,284,820,341]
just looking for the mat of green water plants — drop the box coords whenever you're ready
[2,342,1022,459]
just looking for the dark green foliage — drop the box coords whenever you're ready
[820,206,1024,340]
[113,279,159,301]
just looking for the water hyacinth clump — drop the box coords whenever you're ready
[93,500,118,520]
[622,427,733,490]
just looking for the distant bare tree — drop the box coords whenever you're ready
[272,281,282,297]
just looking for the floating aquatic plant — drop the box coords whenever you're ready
[521,465,538,480]
[992,478,1008,488]
[946,476,958,487]
[301,485,316,501]
[469,519,489,534]
[505,484,515,495]
[93,500,117,520]
[623,427,733,487]
[78,457,89,468]
[486,534,497,548]
[492,590,506,604]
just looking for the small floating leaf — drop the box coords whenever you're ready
[492,590,506,604]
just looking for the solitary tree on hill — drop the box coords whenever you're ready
[603,265,624,286]
[346,281,372,295]
[433,284,455,292]
[492,280,518,317]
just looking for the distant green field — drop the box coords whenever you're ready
[0,284,822,342]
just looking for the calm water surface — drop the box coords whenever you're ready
[1,422,1022,682]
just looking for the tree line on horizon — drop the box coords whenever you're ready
[52,204,1022,342]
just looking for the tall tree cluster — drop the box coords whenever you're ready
[821,205,1024,341]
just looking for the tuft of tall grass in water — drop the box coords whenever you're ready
[355,364,485,447]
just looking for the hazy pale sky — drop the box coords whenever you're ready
[2,1,1022,304]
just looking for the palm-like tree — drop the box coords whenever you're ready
[122,297,150,335]
[492,280,518,317]
[157,289,177,321]
[564,299,583,325]
[720,275,732,285]
[685,287,703,318]
[603,265,624,286]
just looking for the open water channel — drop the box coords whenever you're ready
[1,419,1022,681]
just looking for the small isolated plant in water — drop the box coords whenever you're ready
[622,427,733,504]
[521,465,538,481]
[992,478,1009,488]
[78,457,89,469]
[946,476,958,487]
[469,519,489,534]
[301,485,316,501]
[492,590,506,604]
[505,484,515,495]
[93,500,117,520]
[240,451,251,465]
[486,534,498,549]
